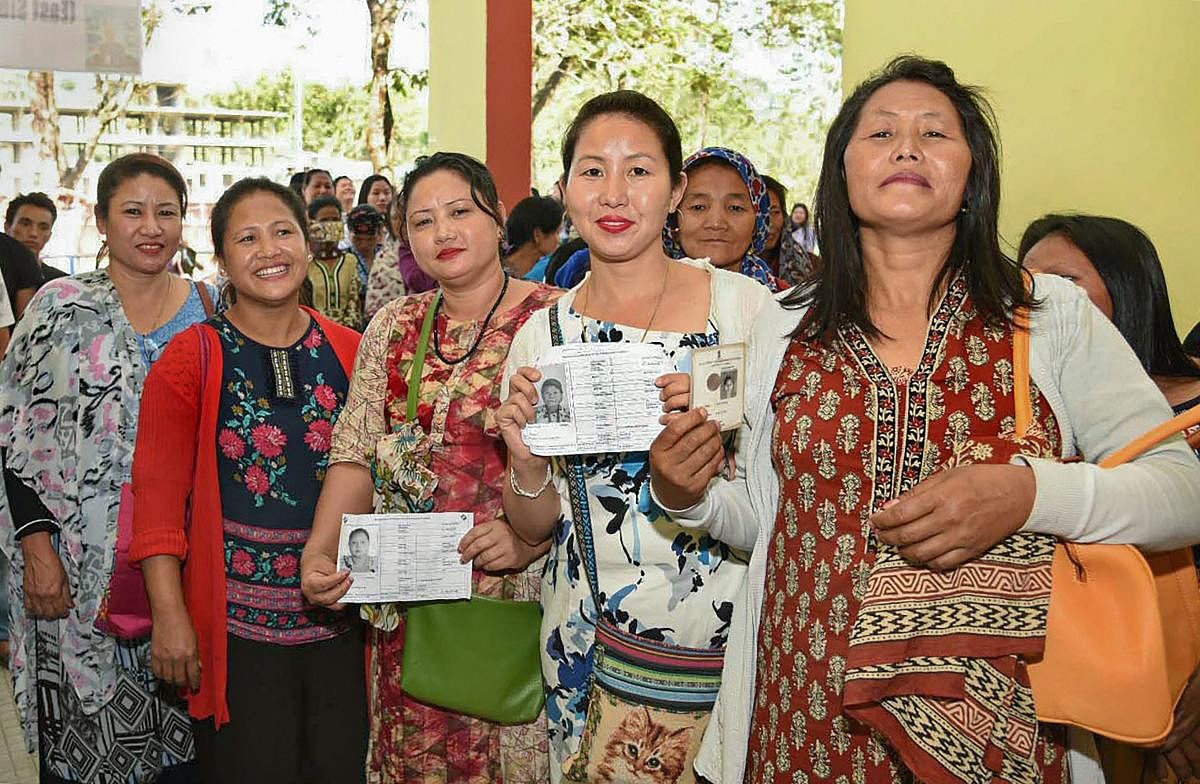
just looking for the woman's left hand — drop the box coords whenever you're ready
[1152,665,1200,781]
[869,464,1036,571]
[649,408,725,511]
[655,372,691,418]
[458,519,547,573]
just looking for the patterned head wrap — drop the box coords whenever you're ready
[347,204,385,234]
[662,146,781,290]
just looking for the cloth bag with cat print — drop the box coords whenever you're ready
[550,303,722,784]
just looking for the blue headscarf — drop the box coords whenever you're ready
[662,147,782,291]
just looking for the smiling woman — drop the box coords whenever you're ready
[129,177,367,783]
[0,153,217,783]
[497,90,774,780]
[300,153,560,783]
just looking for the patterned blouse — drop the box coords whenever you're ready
[506,301,749,777]
[329,283,560,784]
[0,271,212,749]
[307,252,363,330]
[746,279,1067,784]
[213,315,352,644]
[365,242,410,323]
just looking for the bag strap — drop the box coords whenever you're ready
[194,281,215,319]
[1013,279,1033,440]
[406,293,440,422]
[1013,272,1200,464]
[548,302,605,616]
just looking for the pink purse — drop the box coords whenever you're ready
[94,484,153,638]
[96,293,215,639]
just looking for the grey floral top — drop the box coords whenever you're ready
[0,270,213,745]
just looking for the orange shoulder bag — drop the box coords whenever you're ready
[1013,302,1200,745]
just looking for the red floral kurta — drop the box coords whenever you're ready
[746,278,1068,783]
[330,284,560,784]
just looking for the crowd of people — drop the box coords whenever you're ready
[0,54,1196,784]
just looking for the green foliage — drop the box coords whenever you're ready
[531,0,842,205]
[207,70,428,165]
[208,71,366,158]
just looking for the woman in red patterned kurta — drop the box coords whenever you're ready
[683,56,1200,784]
[301,153,559,783]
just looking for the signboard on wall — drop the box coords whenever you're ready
[0,0,143,74]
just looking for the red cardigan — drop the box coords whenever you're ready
[130,308,361,727]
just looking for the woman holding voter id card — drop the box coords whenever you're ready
[301,152,559,784]
[497,90,772,782]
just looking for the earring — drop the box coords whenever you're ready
[959,204,969,215]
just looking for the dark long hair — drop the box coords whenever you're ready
[784,55,1030,341]
[357,174,393,206]
[1018,214,1200,379]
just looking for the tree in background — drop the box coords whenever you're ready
[262,0,424,176]
[207,69,427,169]
[26,0,211,193]
[530,0,841,205]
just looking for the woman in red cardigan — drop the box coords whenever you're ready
[130,178,367,783]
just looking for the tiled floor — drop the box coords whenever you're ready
[0,665,37,784]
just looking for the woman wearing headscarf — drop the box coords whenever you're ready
[664,146,787,292]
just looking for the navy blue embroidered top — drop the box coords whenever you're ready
[213,314,352,644]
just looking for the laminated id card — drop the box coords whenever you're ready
[689,342,746,431]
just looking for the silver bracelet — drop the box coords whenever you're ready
[510,462,553,498]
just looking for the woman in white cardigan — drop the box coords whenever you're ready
[672,56,1200,784]
[498,90,772,780]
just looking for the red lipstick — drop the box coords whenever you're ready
[596,215,633,233]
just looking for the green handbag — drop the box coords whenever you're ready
[400,595,545,725]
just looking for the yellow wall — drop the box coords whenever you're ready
[427,0,488,162]
[843,0,1200,333]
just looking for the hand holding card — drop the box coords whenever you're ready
[689,343,746,431]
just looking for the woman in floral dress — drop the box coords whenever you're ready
[0,153,216,783]
[498,91,772,781]
[131,178,366,782]
[302,152,558,784]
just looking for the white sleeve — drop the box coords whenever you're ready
[650,420,758,551]
[1018,278,1200,551]
[0,276,14,329]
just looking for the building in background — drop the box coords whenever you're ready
[0,83,372,274]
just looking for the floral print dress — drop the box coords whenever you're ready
[0,272,213,782]
[505,303,751,780]
[330,284,560,784]
[212,315,353,644]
